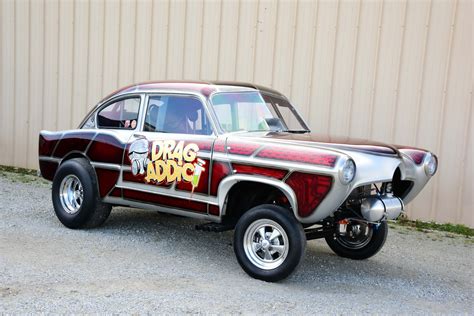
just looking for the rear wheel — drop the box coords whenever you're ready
[233,205,306,282]
[52,158,111,229]
[325,220,388,260]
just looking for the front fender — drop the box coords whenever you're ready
[217,174,298,218]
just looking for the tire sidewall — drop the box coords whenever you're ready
[325,221,388,260]
[234,204,306,282]
[52,159,98,228]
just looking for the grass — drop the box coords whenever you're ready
[0,165,38,176]
[0,165,49,186]
[396,217,473,238]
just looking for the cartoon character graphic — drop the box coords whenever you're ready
[128,138,150,176]
[191,158,206,194]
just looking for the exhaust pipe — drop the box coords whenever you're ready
[360,195,404,222]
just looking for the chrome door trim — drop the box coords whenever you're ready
[103,196,221,223]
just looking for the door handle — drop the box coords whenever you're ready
[133,133,147,139]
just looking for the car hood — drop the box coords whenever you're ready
[230,131,400,156]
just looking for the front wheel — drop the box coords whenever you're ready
[233,205,306,282]
[325,220,388,260]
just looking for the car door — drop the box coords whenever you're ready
[120,93,218,215]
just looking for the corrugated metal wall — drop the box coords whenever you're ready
[0,0,472,226]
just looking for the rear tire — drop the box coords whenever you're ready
[233,204,306,282]
[325,221,388,260]
[52,158,111,229]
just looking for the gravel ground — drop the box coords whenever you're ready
[0,171,473,314]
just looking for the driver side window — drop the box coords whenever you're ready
[144,95,212,135]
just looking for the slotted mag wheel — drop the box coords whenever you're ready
[243,219,289,270]
[59,175,84,214]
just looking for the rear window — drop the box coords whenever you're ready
[97,97,141,129]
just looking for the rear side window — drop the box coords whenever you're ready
[97,97,141,129]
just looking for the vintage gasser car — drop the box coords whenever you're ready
[38,81,438,281]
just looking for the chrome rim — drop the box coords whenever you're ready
[335,221,373,249]
[59,175,83,214]
[243,219,289,270]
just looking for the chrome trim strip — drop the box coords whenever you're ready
[91,162,121,171]
[84,131,99,154]
[38,156,60,163]
[103,196,221,223]
[51,132,64,157]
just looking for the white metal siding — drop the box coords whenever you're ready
[0,0,472,226]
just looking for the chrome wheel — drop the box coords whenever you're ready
[335,221,373,250]
[59,175,83,214]
[243,219,289,270]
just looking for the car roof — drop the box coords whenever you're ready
[101,80,285,103]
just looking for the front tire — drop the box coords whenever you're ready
[233,205,306,282]
[325,220,388,260]
[52,158,111,229]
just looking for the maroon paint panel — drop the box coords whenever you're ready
[257,146,338,167]
[285,172,333,218]
[175,158,210,194]
[210,161,232,196]
[227,140,260,156]
[123,189,208,213]
[39,161,58,181]
[38,133,60,156]
[109,187,122,198]
[209,205,219,216]
[232,163,287,180]
[54,132,96,158]
[95,168,120,197]
[87,134,125,165]
[213,138,226,153]
[398,148,426,165]
[192,140,213,152]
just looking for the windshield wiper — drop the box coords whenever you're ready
[284,129,310,134]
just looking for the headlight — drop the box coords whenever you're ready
[424,153,437,176]
[339,159,356,184]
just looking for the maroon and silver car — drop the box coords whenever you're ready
[38,81,438,281]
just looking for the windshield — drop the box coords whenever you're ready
[211,91,308,133]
